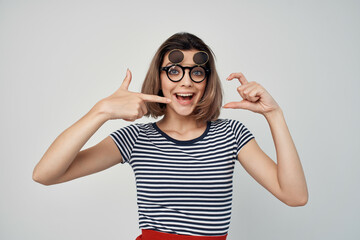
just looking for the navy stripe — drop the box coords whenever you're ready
[109,118,254,236]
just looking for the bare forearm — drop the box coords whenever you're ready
[33,102,109,184]
[264,109,308,205]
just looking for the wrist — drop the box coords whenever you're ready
[89,100,111,122]
[263,107,283,120]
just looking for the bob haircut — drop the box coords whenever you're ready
[141,32,223,123]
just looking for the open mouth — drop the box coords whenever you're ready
[175,93,194,101]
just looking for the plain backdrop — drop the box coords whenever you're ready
[1,0,359,239]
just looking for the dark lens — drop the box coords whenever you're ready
[193,51,209,65]
[191,67,206,82]
[168,50,184,64]
[167,65,183,81]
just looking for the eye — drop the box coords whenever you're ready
[192,70,203,76]
[191,67,205,76]
[168,66,181,75]
[169,69,179,75]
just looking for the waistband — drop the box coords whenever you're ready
[136,229,228,240]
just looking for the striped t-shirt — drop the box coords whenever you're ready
[109,118,255,236]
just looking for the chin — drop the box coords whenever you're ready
[175,108,195,117]
[177,111,194,117]
[167,105,196,118]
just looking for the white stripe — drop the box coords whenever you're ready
[109,119,254,236]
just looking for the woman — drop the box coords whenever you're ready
[33,32,308,240]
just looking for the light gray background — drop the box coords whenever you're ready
[1,0,359,239]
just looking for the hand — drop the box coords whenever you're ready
[99,69,171,121]
[223,72,280,116]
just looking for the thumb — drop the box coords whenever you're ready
[120,68,132,90]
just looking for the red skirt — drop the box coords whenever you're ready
[136,229,228,240]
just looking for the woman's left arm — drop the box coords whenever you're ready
[223,72,308,207]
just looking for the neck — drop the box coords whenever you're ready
[157,113,206,134]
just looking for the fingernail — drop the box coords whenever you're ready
[166,98,171,103]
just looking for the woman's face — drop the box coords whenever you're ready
[160,49,208,118]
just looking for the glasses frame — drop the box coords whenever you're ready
[160,64,210,83]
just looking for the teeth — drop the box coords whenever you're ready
[176,93,193,97]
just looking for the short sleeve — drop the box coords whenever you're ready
[228,119,255,156]
[109,124,140,164]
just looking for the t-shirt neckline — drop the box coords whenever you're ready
[152,121,211,145]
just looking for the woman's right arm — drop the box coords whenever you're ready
[32,69,170,186]
[32,102,114,185]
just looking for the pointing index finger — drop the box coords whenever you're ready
[140,93,172,103]
[226,72,249,85]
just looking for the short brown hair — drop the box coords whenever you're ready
[141,32,223,123]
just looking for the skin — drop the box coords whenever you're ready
[156,49,208,140]
[158,50,308,206]
[223,73,309,206]
[106,69,172,122]
[32,69,171,185]
[33,49,308,208]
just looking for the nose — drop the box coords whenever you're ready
[181,69,193,87]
